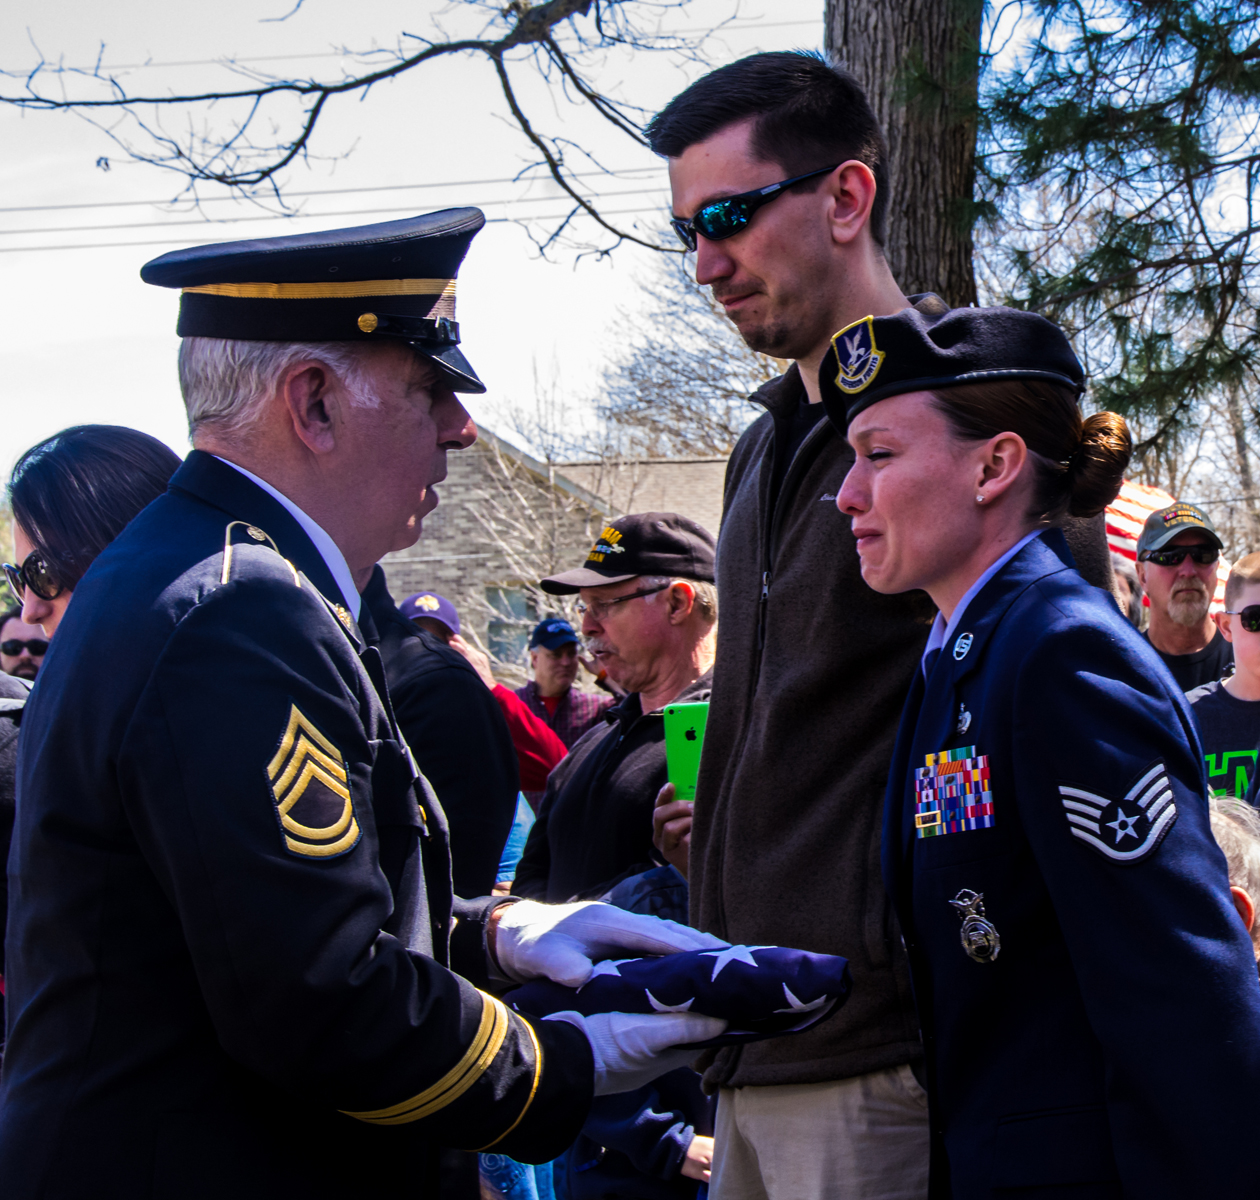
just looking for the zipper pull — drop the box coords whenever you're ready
[761,570,771,602]
[758,570,771,648]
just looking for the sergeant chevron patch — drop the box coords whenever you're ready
[267,704,360,858]
[1059,760,1177,864]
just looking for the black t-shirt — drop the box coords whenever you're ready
[1145,628,1234,693]
[770,391,828,497]
[1186,678,1260,799]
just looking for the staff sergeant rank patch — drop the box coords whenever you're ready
[1058,760,1177,864]
[267,704,361,858]
[915,746,995,838]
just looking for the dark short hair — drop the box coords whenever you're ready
[646,51,890,246]
[0,606,23,634]
[9,425,181,591]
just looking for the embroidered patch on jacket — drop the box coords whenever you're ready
[1058,760,1177,864]
[914,745,994,838]
[266,704,361,858]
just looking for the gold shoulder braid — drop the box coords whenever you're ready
[220,520,300,587]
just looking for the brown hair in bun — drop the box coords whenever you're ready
[930,380,1131,522]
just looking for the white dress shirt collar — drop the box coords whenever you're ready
[213,457,361,620]
[921,529,1044,678]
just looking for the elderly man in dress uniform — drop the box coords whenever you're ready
[0,211,724,1200]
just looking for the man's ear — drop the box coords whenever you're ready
[278,362,339,455]
[825,161,878,248]
[667,581,697,624]
[1231,885,1256,933]
[1215,610,1235,643]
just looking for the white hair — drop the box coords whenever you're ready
[177,337,381,440]
[640,574,719,624]
[1210,798,1260,909]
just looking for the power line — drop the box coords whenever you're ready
[0,204,669,254]
[2,184,669,237]
[0,164,664,215]
[35,19,819,73]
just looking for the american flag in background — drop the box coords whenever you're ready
[1106,479,1228,612]
[506,945,852,1049]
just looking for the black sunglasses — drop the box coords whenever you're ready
[1227,605,1260,633]
[2,550,66,604]
[0,638,48,657]
[1139,545,1220,567]
[669,164,840,252]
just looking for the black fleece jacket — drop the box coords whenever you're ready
[512,672,713,903]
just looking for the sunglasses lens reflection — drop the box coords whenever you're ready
[1241,606,1260,633]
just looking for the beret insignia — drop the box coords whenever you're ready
[266,704,360,858]
[831,315,885,395]
[1058,760,1177,864]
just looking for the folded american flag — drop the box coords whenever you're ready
[505,945,852,1048]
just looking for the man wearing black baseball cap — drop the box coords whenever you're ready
[513,513,718,904]
[1134,502,1232,691]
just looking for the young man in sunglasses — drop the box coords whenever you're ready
[1188,551,1260,799]
[0,608,46,681]
[1135,503,1233,692]
[647,51,1118,1200]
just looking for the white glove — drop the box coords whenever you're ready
[545,1010,727,1095]
[494,899,727,987]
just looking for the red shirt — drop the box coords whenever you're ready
[491,684,568,793]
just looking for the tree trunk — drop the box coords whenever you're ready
[826,0,982,307]
[1225,381,1260,544]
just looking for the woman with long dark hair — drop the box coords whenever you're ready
[5,425,181,635]
[825,307,1260,1198]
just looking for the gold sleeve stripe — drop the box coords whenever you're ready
[267,707,341,779]
[341,992,510,1126]
[474,1017,544,1151]
[183,278,456,301]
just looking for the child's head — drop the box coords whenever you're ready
[1220,552,1260,682]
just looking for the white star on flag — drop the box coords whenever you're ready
[774,984,831,1030]
[580,959,630,990]
[645,989,695,1013]
[700,945,771,981]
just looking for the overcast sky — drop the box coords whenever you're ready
[0,0,824,471]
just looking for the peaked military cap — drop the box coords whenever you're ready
[819,305,1085,433]
[140,209,487,393]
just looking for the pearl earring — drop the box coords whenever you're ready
[976,494,986,503]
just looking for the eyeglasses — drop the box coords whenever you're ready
[576,583,671,621]
[0,638,48,657]
[1226,605,1260,633]
[2,550,66,604]
[1139,545,1220,567]
[669,164,839,252]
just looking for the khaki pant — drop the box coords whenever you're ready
[710,1064,930,1200]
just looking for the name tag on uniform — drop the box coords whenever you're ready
[915,745,995,838]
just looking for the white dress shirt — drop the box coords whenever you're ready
[214,457,361,621]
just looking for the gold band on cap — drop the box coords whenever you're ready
[182,278,457,301]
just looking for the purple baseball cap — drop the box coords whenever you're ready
[400,591,460,637]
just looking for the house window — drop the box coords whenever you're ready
[485,586,536,664]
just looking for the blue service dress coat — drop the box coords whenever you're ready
[0,451,592,1200]
[884,528,1260,1198]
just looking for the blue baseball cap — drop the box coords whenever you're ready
[530,617,579,651]
[400,591,460,637]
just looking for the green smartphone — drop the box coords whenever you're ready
[662,701,709,802]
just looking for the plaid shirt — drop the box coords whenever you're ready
[514,680,613,751]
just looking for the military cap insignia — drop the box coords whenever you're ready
[1059,760,1177,864]
[586,525,627,564]
[915,745,995,838]
[267,704,361,858]
[830,315,885,394]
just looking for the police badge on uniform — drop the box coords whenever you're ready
[266,703,361,858]
[915,745,995,838]
[830,315,885,394]
[950,889,1001,963]
[1058,760,1177,864]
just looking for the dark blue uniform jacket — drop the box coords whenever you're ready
[885,529,1260,1198]
[0,451,591,1199]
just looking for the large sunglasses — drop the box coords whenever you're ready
[0,638,48,657]
[2,550,66,604]
[669,164,839,252]
[1227,605,1260,633]
[1139,545,1220,567]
